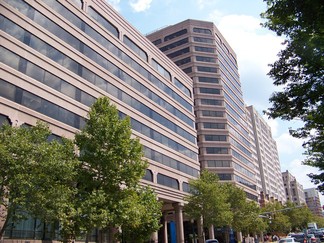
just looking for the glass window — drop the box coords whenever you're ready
[61,81,77,99]
[0,114,11,126]
[0,47,20,70]
[199,87,220,94]
[26,62,45,82]
[194,46,215,53]
[164,29,187,41]
[43,72,62,91]
[196,56,216,63]
[198,77,219,83]
[197,66,217,73]
[174,57,191,66]
[123,35,147,61]
[88,7,119,38]
[0,15,25,42]
[0,79,16,101]
[206,147,229,154]
[167,47,190,58]
[193,36,213,43]
[152,39,162,45]
[143,169,153,182]
[160,38,188,52]
[193,27,212,35]
[157,174,179,190]
[21,91,42,112]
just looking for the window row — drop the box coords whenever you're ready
[167,47,190,59]
[204,135,227,142]
[205,147,229,154]
[206,160,231,167]
[217,173,232,181]
[0,78,197,160]
[174,57,191,66]
[196,56,216,63]
[234,175,256,190]
[199,87,221,94]
[201,110,224,117]
[144,147,199,177]
[200,99,222,106]
[0,16,195,144]
[159,38,188,52]
[194,46,215,53]
[198,77,219,84]
[197,66,217,73]
[233,162,255,178]
[39,0,193,103]
[202,122,226,129]
[229,137,252,157]
[232,149,254,168]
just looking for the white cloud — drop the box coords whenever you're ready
[129,0,152,12]
[276,132,304,156]
[195,0,220,10]
[105,0,121,11]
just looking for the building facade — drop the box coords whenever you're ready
[282,170,306,206]
[147,19,259,202]
[0,0,200,242]
[246,106,286,205]
[304,188,323,217]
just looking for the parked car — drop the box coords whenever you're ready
[307,234,320,243]
[206,239,219,243]
[290,233,307,243]
[279,238,299,243]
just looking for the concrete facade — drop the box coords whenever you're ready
[282,170,306,206]
[304,188,323,217]
[0,0,200,242]
[147,19,259,201]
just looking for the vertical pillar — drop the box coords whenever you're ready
[163,213,169,243]
[173,203,184,243]
[151,231,158,243]
[209,225,215,240]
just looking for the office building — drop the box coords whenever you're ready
[147,19,259,203]
[0,0,199,242]
[304,188,323,217]
[282,170,306,206]
[246,106,286,204]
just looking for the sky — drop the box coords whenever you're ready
[106,0,323,205]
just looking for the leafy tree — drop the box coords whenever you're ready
[283,202,313,231]
[261,202,291,234]
[0,122,78,239]
[72,97,161,242]
[223,183,266,235]
[184,170,233,236]
[261,0,324,190]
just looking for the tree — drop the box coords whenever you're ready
[184,170,233,237]
[72,96,161,242]
[261,0,324,190]
[283,202,313,231]
[0,122,78,239]
[223,183,266,235]
[261,202,291,234]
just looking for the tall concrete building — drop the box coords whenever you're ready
[0,0,199,242]
[246,105,286,205]
[304,188,323,217]
[282,170,306,206]
[147,19,259,202]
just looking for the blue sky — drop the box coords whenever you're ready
[106,0,323,204]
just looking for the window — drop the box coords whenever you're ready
[160,38,188,52]
[193,36,213,43]
[200,99,222,106]
[123,35,147,61]
[152,59,171,81]
[199,87,220,94]
[203,122,226,129]
[182,67,192,74]
[202,110,224,117]
[205,135,227,141]
[196,56,216,63]
[88,7,119,38]
[194,46,215,53]
[164,29,187,41]
[167,47,190,58]
[157,174,179,190]
[152,39,162,45]
[143,169,153,182]
[207,160,231,167]
[174,57,191,66]
[198,77,219,83]
[206,147,228,154]
[193,27,212,35]
[197,66,217,73]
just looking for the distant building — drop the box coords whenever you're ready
[246,106,286,205]
[147,19,259,202]
[282,170,306,205]
[304,188,323,217]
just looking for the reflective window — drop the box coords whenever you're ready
[143,169,153,182]
[193,36,213,43]
[88,6,119,38]
[160,38,188,52]
[199,87,220,94]
[193,27,212,35]
[200,99,222,106]
[123,35,147,61]
[218,173,232,180]
[198,77,219,83]
[174,57,191,66]
[0,114,11,126]
[202,110,224,117]
[152,59,171,81]
[164,29,187,41]
[157,174,179,190]
[69,0,83,9]
[203,122,226,129]
[0,80,16,101]
[206,160,231,167]
[183,182,190,193]
[152,39,162,45]
[167,47,190,58]
[197,66,217,73]
[174,78,191,98]
[196,56,216,63]
[205,135,227,141]
[194,46,215,53]
[183,67,192,74]
[206,147,229,154]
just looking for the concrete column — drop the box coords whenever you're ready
[173,203,184,243]
[163,213,168,243]
[151,231,158,243]
[209,225,215,240]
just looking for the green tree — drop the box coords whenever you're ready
[283,202,313,231]
[261,0,324,190]
[223,183,266,235]
[184,170,233,237]
[72,97,161,242]
[0,122,78,239]
[261,202,291,234]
